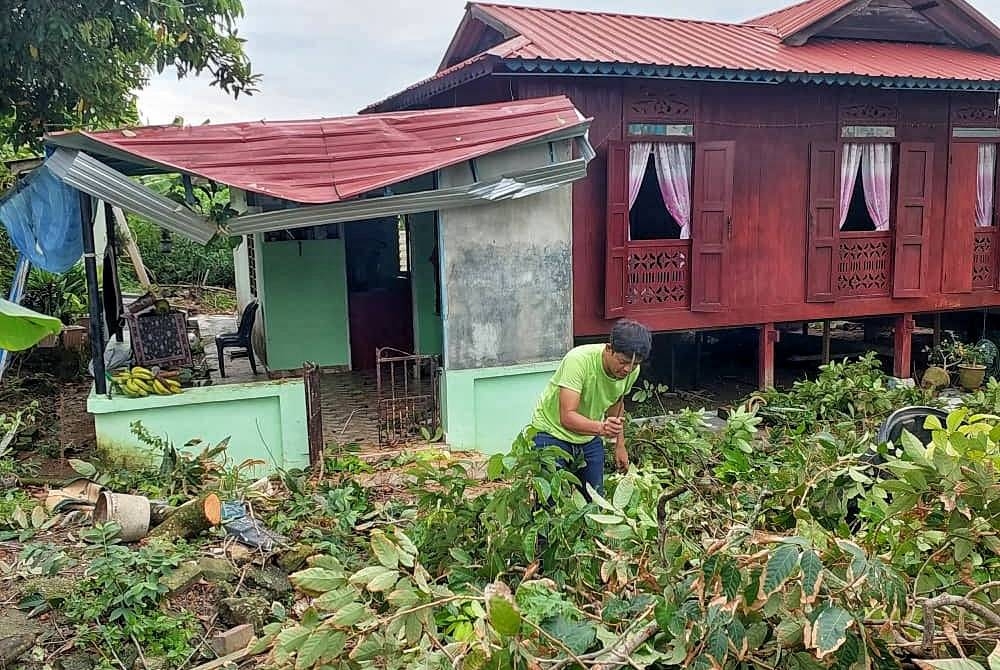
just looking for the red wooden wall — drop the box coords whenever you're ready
[428,78,1000,337]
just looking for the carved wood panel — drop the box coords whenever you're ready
[625,83,695,122]
[839,91,899,124]
[626,242,690,309]
[952,105,999,127]
[973,230,997,290]
[837,233,892,297]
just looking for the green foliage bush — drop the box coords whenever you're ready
[123,215,236,289]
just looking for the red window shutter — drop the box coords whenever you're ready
[941,142,977,294]
[806,143,840,303]
[604,141,629,318]
[893,143,935,298]
[690,141,735,313]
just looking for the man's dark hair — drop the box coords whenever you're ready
[610,319,652,361]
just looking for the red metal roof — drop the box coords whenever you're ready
[461,2,1000,81]
[47,96,587,205]
[745,0,857,38]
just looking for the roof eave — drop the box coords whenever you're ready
[498,57,1000,91]
[360,55,498,113]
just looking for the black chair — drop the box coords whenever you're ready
[216,300,259,378]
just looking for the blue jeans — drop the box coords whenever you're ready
[533,432,605,500]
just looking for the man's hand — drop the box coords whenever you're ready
[614,443,629,471]
[600,416,623,439]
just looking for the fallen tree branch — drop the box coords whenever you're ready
[591,620,660,670]
[921,594,1000,653]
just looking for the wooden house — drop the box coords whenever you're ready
[365,0,1000,385]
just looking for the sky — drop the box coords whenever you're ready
[136,0,1000,126]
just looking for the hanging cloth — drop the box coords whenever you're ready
[102,246,123,340]
[0,158,83,272]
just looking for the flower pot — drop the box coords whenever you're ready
[958,364,987,391]
[35,333,59,349]
[93,491,151,542]
[60,325,87,350]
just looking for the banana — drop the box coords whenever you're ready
[152,380,169,395]
[125,380,147,397]
[131,367,155,381]
[164,380,182,394]
[132,379,152,393]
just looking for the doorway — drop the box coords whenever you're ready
[344,217,414,370]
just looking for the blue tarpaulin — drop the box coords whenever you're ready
[0,158,83,273]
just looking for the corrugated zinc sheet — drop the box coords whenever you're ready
[471,2,1000,81]
[744,0,857,38]
[46,96,587,205]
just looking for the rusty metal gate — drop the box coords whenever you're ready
[376,348,439,447]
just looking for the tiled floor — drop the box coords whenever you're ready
[196,313,384,448]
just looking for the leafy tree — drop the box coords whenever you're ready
[0,0,259,149]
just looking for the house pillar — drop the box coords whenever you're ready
[81,193,107,395]
[822,320,831,365]
[893,314,915,378]
[759,322,778,390]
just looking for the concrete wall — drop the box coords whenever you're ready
[256,238,351,371]
[438,141,574,370]
[409,212,443,356]
[88,379,310,475]
[441,362,559,454]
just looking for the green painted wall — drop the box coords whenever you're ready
[258,238,350,370]
[409,213,442,356]
[87,379,310,475]
[441,361,559,454]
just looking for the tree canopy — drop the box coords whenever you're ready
[0,0,260,148]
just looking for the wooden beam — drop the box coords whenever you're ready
[693,331,702,389]
[894,314,915,378]
[912,1,940,11]
[822,320,832,365]
[759,323,778,390]
[81,194,107,396]
[784,0,870,45]
[933,313,942,348]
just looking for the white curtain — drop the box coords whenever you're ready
[628,142,653,209]
[652,143,693,240]
[839,144,863,230]
[977,143,996,228]
[861,143,893,232]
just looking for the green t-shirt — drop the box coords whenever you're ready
[530,343,640,444]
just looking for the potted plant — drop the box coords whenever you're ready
[956,341,989,391]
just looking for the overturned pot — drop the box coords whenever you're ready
[93,491,151,542]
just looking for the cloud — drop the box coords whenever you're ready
[136,0,1000,125]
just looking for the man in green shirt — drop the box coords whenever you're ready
[528,319,651,498]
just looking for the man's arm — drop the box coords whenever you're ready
[559,388,621,439]
[608,396,629,471]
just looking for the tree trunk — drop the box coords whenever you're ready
[149,492,221,540]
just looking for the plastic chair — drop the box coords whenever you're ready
[215,300,258,378]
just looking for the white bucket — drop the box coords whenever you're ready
[93,491,151,542]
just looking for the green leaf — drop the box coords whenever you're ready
[349,566,391,585]
[588,513,625,525]
[276,625,312,657]
[488,597,522,637]
[800,549,823,602]
[388,588,420,608]
[833,633,864,670]
[393,528,418,557]
[719,557,742,601]
[914,661,987,670]
[542,616,597,655]
[706,626,729,664]
[332,602,369,628]
[296,629,332,670]
[762,544,801,596]
[613,477,636,510]
[291,568,344,595]
[68,459,98,478]
[811,605,854,658]
[835,540,868,582]
[371,530,399,569]
[312,588,355,612]
[318,631,346,664]
[367,569,399,593]
[530,477,550,502]
[776,619,804,648]
[988,642,1000,670]
[900,430,930,465]
[0,298,62,351]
